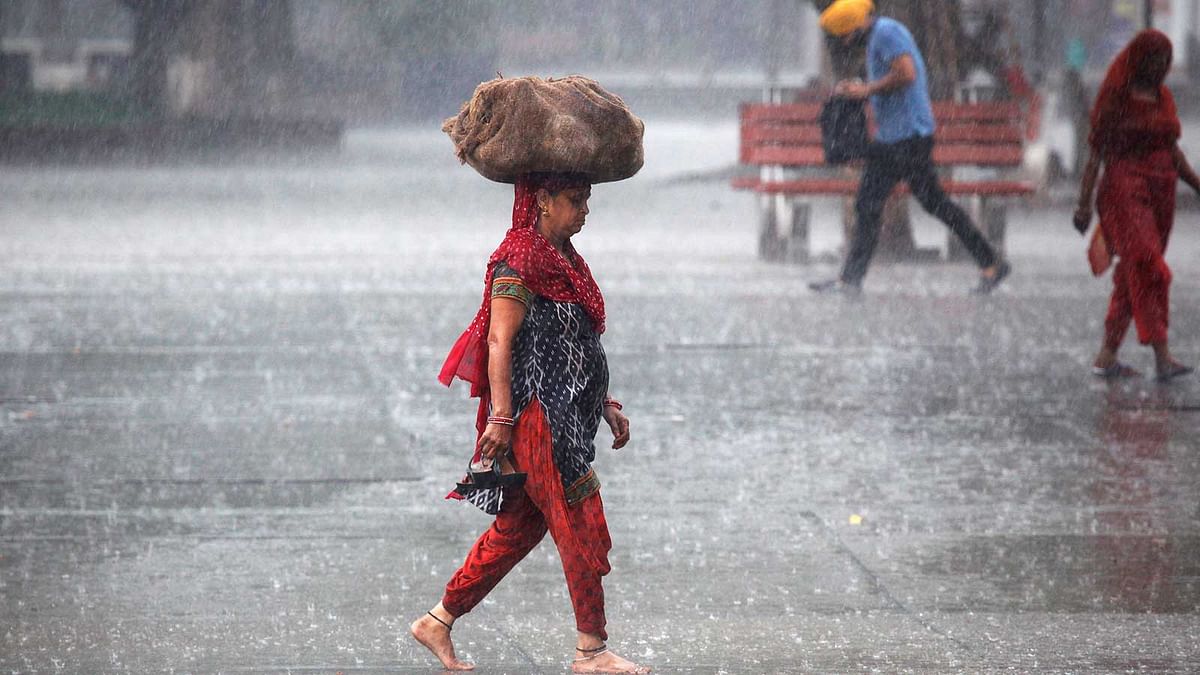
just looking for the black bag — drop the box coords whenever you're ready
[819,96,869,164]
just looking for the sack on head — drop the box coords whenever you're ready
[443,75,645,184]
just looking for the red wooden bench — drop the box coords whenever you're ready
[732,94,1035,262]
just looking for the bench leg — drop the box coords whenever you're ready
[759,196,810,263]
[785,201,810,263]
[757,194,782,261]
[947,196,1007,262]
[980,198,1007,259]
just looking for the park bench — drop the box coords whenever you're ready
[732,90,1035,262]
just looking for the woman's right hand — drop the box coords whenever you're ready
[1072,203,1093,235]
[477,423,512,460]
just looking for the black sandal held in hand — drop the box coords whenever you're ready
[455,457,526,494]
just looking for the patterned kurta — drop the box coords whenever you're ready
[494,261,607,504]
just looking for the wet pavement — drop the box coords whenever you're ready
[2,124,1199,673]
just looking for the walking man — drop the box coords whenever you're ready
[810,0,1012,295]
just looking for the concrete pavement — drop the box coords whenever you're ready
[2,126,1199,673]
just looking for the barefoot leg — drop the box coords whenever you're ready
[572,633,651,674]
[1152,342,1194,379]
[410,604,474,671]
[1093,345,1119,370]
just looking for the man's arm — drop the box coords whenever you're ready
[836,54,916,99]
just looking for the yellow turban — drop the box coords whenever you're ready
[819,0,875,37]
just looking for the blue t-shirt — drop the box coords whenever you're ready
[867,17,935,144]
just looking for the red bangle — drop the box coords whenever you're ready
[486,415,514,426]
[603,398,622,411]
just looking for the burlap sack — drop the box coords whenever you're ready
[442,75,644,184]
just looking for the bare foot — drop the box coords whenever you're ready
[572,648,651,674]
[1156,360,1195,382]
[1151,344,1192,381]
[410,611,474,671]
[1093,348,1118,370]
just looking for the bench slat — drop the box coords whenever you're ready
[742,124,1023,145]
[743,144,1025,167]
[732,176,1035,196]
[740,102,825,122]
[931,100,1024,120]
[740,100,1024,123]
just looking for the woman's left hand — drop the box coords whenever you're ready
[1072,203,1092,234]
[603,406,630,449]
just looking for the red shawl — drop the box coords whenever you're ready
[1089,29,1180,156]
[439,174,605,445]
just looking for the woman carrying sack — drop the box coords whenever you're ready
[411,77,649,674]
[1074,30,1200,381]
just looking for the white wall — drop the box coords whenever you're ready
[1152,0,1198,73]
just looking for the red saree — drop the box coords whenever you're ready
[1090,30,1180,347]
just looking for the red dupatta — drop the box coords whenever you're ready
[438,174,605,457]
[1089,29,1180,154]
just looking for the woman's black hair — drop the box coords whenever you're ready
[525,172,592,195]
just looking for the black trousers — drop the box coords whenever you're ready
[840,136,998,285]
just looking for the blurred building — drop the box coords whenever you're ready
[4,0,1200,121]
[0,0,130,95]
[976,0,1200,81]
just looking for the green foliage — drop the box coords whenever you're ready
[0,92,146,127]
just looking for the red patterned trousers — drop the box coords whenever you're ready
[442,398,612,639]
[1099,153,1176,348]
[1105,257,1172,347]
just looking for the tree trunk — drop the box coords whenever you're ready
[34,0,71,62]
[123,0,195,115]
[201,0,297,117]
[880,0,961,100]
[244,0,298,115]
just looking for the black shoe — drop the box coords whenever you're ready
[971,260,1011,295]
[809,279,862,295]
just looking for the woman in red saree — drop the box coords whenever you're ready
[1074,30,1200,381]
[409,172,648,674]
